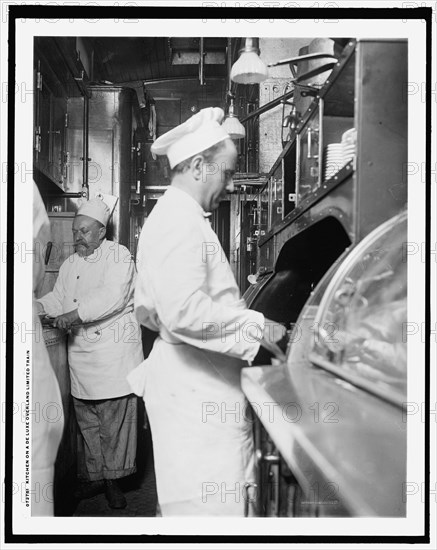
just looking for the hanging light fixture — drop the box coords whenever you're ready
[230,37,269,84]
[222,95,246,140]
[222,39,245,140]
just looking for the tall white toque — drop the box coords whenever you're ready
[151,107,230,169]
[76,197,111,226]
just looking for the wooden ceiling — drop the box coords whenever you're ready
[88,37,231,85]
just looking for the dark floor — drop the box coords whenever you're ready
[73,402,158,517]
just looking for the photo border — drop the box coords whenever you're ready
[3,2,433,546]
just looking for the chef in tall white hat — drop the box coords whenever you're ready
[77,196,111,224]
[37,196,144,509]
[150,106,229,169]
[129,107,285,516]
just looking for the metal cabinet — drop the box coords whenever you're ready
[64,86,145,248]
[246,212,407,517]
[34,52,68,188]
[34,37,88,192]
[37,212,75,299]
[258,38,407,271]
[296,107,321,201]
[246,39,408,518]
[252,411,348,517]
[34,38,146,249]
[262,139,297,234]
[36,83,145,293]
[253,419,281,517]
[268,167,284,229]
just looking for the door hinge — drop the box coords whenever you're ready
[64,113,69,127]
[36,71,42,91]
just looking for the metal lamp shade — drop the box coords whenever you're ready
[222,114,246,139]
[230,38,269,84]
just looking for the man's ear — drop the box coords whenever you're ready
[99,226,107,240]
[190,155,203,181]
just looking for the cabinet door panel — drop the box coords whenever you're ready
[35,56,67,189]
[46,214,75,271]
[88,129,115,195]
[297,108,320,202]
[50,96,66,186]
[64,127,83,194]
[155,98,181,130]
[38,77,51,175]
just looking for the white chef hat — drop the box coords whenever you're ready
[76,197,111,226]
[151,107,230,169]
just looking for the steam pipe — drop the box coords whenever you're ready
[240,89,294,123]
[81,94,89,199]
[199,37,205,86]
[44,192,83,198]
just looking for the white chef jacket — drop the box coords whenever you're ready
[129,186,264,515]
[38,239,144,400]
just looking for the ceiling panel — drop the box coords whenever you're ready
[89,37,228,85]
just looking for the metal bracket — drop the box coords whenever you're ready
[74,70,85,82]
[268,52,338,68]
[301,89,319,98]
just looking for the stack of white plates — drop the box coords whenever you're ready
[324,143,344,180]
[342,127,357,165]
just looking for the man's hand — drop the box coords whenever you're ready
[263,318,287,344]
[260,318,287,362]
[53,309,82,331]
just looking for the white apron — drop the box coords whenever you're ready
[129,187,264,515]
[38,239,144,399]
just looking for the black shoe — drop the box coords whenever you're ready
[105,479,127,509]
[73,480,105,500]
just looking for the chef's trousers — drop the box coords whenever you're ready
[74,394,137,481]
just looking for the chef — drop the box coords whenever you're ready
[32,183,64,516]
[37,198,144,509]
[128,107,285,516]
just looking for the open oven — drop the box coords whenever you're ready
[242,211,407,517]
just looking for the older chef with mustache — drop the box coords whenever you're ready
[129,107,285,516]
[37,198,143,509]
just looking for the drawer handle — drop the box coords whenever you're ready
[262,454,280,464]
[256,449,280,465]
[243,482,257,517]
